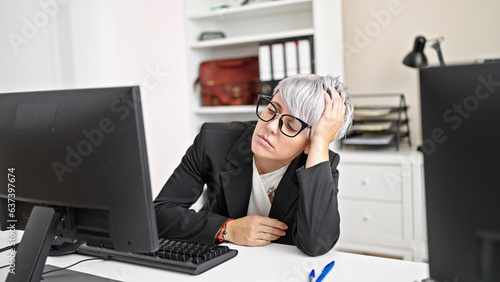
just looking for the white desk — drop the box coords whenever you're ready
[0,242,429,282]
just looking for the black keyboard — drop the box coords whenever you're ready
[76,238,238,275]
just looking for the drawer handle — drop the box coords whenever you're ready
[362,214,371,222]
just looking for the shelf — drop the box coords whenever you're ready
[342,133,395,146]
[350,121,393,131]
[185,0,344,138]
[353,106,408,117]
[190,28,314,49]
[188,0,312,20]
[194,105,256,114]
[341,94,411,151]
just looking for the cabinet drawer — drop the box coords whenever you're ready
[338,198,404,241]
[338,163,402,201]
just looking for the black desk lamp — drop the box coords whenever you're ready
[403,36,445,68]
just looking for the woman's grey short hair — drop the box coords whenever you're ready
[274,74,354,139]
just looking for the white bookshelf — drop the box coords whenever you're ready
[187,0,312,20]
[190,28,314,49]
[184,0,344,136]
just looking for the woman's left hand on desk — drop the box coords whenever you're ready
[224,215,288,247]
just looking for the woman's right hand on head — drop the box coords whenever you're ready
[310,90,346,146]
[305,90,346,168]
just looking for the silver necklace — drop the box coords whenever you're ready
[260,174,277,195]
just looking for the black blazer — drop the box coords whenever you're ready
[154,121,340,256]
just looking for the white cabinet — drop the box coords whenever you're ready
[184,0,344,137]
[334,149,426,261]
[412,161,428,262]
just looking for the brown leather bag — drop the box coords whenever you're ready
[197,56,260,106]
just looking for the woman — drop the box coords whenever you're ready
[154,74,353,256]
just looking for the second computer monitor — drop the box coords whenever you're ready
[419,63,500,282]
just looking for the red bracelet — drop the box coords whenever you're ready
[217,218,233,243]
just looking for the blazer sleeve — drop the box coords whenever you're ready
[153,125,228,243]
[293,152,341,256]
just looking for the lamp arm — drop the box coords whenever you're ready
[430,41,445,67]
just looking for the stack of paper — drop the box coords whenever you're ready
[342,134,394,145]
[354,108,392,117]
[350,122,393,131]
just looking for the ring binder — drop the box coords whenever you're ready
[258,35,315,95]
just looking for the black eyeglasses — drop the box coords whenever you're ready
[256,94,311,138]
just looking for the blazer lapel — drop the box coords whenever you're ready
[268,153,307,220]
[220,126,255,218]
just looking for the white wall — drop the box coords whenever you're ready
[0,0,191,198]
[342,0,500,147]
[5,0,498,197]
[66,0,192,197]
[0,0,65,91]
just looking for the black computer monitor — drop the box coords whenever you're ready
[0,86,159,281]
[419,63,500,282]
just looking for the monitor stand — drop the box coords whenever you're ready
[7,206,61,282]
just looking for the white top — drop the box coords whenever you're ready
[247,157,289,216]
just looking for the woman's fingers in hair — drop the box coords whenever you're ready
[325,89,345,120]
[320,89,345,141]
[334,90,346,120]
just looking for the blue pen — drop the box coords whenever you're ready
[316,260,335,282]
[308,269,315,282]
